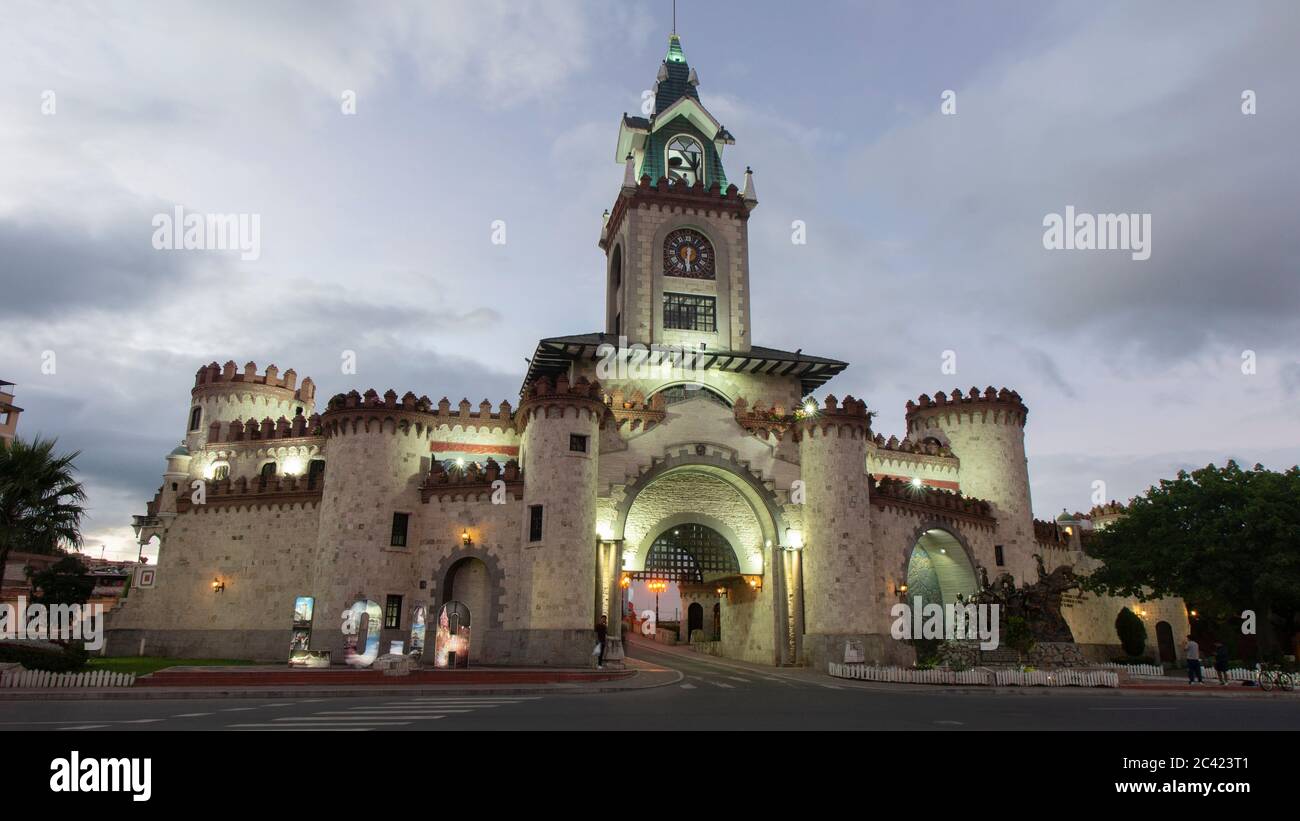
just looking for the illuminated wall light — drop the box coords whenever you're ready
[211,577,225,593]
[911,477,923,488]
[785,528,804,549]
[596,522,614,541]
[282,455,305,476]
[802,399,817,415]
[461,528,472,546]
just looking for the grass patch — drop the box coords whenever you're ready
[87,657,260,676]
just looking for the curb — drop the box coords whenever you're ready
[824,678,1300,699]
[0,666,684,701]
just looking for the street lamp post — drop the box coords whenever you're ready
[647,579,667,623]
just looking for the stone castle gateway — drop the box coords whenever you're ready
[107,33,1189,668]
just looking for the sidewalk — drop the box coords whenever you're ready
[635,639,1300,700]
[0,657,683,701]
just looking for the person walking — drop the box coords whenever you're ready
[594,614,608,670]
[1213,642,1230,686]
[1185,635,1203,683]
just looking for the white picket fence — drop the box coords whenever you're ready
[828,663,1118,688]
[1099,662,1164,678]
[1100,663,1257,682]
[0,668,136,688]
[992,669,1118,688]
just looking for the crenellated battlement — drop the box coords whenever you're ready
[422,456,524,502]
[517,375,605,427]
[872,433,954,458]
[1033,518,1074,549]
[193,360,315,403]
[603,388,667,432]
[905,386,1028,430]
[319,389,518,437]
[1089,500,1127,518]
[175,473,323,512]
[870,475,994,523]
[795,394,872,441]
[207,414,323,443]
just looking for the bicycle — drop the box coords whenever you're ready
[1255,663,1296,692]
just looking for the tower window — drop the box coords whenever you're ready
[260,462,277,479]
[391,512,410,547]
[529,505,544,543]
[307,459,326,488]
[384,595,402,629]
[211,462,230,481]
[569,434,588,453]
[188,406,202,431]
[994,545,1005,567]
[666,135,703,187]
[663,293,716,332]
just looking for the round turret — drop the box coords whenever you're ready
[795,395,883,668]
[186,360,316,452]
[518,375,604,635]
[308,388,437,659]
[906,386,1034,581]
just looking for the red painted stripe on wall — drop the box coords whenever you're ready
[430,441,519,456]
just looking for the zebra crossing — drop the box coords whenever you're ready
[226,696,541,730]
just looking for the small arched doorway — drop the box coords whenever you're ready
[1156,621,1176,664]
[687,602,704,641]
[444,557,491,625]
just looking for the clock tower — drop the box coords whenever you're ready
[599,32,758,355]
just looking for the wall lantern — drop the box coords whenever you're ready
[715,585,728,599]
[744,575,762,592]
[461,528,472,547]
[211,577,226,594]
[898,583,909,596]
[1189,609,1199,618]
[619,575,631,590]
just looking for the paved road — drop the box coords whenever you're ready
[3,643,1299,731]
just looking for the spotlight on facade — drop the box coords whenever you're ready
[802,398,817,415]
[785,528,803,549]
[211,577,225,593]
[461,529,472,546]
[911,477,923,488]
[455,458,465,468]
[898,583,909,595]
[596,523,614,541]
[282,455,305,476]
[1189,609,1198,618]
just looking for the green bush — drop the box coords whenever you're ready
[0,640,88,672]
[1006,616,1036,658]
[1114,607,1147,657]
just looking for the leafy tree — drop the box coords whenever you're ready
[1114,606,1146,657]
[27,554,94,606]
[1006,616,1036,660]
[1084,461,1300,657]
[0,436,87,579]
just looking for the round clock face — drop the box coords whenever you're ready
[664,229,715,279]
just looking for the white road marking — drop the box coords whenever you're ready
[222,707,255,712]
[274,715,446,722]
[680,683,697,690]
[173,712,213,717]
[315,710,471,715]
[711,681,735,689]
[724,676,752,683]
[228,722,407,729]
[261,703,294,707]
[934,720,965,725]
[59,725,108,730]
[1089,707,1178,711]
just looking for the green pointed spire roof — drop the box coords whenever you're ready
[666,33,686,63]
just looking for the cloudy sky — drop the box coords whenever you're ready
[2,0,1297,560]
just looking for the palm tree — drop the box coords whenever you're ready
[0,437,88,580]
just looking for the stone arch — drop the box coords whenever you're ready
[900,520,980,607]
[429,548,506,629]
[613,451,787,540]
